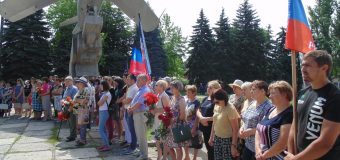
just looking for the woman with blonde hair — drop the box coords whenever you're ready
[197,80,221,160]
[184,85,202,160]
[151,79,171,160]
[255,81,293,160]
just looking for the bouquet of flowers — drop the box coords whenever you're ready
[152,106,174,140]
[60,96,74,120]
[143,92,158,110]
[36,87,44,103]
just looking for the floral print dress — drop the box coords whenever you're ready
[164,96,188,148]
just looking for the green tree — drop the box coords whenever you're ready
[99,1,133,76]
[308,0,340,77]
[144,28,168,78]
[214,8,234,83]
[186,9,216,84]
[231,0,268,81]
[47,0,133,76]
[46,0,77,76]
[160,13,186,78]
[270,27,291,81]
[0,10,51,81]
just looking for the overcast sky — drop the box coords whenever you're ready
[146,0,315,38]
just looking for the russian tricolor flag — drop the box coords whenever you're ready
[285,0,315,54]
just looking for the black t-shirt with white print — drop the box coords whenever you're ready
[297,83,340,159]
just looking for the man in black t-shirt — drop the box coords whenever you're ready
[285,50,340,160]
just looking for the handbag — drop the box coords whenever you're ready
[172,121,192,143]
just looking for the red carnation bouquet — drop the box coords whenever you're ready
[152,106,174,140]
[59,96,74,120]
[144,92,158,110]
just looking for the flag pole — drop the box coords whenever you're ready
[291,50,298,154]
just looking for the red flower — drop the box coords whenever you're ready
[158,114,164,120]
[164,106,171,113]
[57,112,67,121]
[144,92,158,106]
[66,96,72,102]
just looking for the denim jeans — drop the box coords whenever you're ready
[99,110,109,146]
[127,112,137,150]
[79,124,87,142]
[105,113,114,140]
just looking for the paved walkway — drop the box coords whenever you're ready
[0,116,207,160]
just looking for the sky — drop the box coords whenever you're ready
[146,0,316,38]
[1,0,315,37]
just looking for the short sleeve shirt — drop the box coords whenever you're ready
[186,99,200,128]
[131,85,151,113]
[199,97,215,131]
[213,103,240,138]
[63,85,78,100]
[241,99,272,152]
[124,83,139,109]
[297,83,340,159]
[257,106,293,160]
[99,91,111,111]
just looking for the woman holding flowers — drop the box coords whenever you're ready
[151,79,170,160]
[96,80,112,151]
[164,80,187,160]
[74,77,90,146]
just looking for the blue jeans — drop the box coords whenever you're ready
[99,110,109,146]
[127,111,137,150]
[79,124,87,142]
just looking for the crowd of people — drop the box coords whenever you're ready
[0,50,339,160]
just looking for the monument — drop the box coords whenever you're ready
[0,0,159,76]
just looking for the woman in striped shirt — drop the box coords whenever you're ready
[255,81,293,160]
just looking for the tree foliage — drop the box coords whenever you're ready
[214,8,234,83]
[99,1,133,76]
[0,10,51,81]
[186,9,216,84]
[231,0,269,81]
[144,28,168,78]
[160,13,186,78]
[46,0,133,76]
[46,0,76,75]
[308,0,340,77]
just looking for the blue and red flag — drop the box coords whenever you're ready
[129,14,152,76]
[129,47,148,75]
[285,0,315,54]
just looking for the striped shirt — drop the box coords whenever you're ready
[241,99,272,152]
[256,106,293,160]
